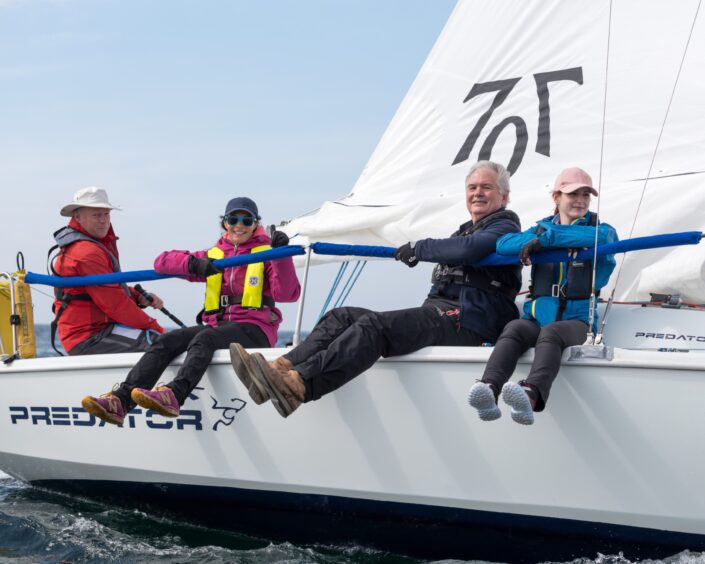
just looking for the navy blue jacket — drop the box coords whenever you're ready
[414,208,522,342]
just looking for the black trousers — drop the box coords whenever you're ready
[481,318,588,411]
[284,305,484,402]
[113,322,269,411]
[69,324,156,355]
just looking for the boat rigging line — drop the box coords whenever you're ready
[586,0,613,344]
[318,260,368,322]
[594,0,702,343]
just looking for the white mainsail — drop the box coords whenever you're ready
[5,5,705,559]
[285,0,705,302]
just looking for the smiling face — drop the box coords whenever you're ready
[223,211,258,245]
[553,188,592,223]
[74,207,112,239]
[465,167,508,223]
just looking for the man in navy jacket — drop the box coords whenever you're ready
[231,160,522,418]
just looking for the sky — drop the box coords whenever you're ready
[0,0,456,330]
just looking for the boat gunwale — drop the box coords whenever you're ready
[2,345,704,374]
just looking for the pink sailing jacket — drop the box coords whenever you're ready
[153,228,300,346]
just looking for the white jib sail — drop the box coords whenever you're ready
[284,0,705,302]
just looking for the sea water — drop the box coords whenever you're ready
[0,327,702,563]
[0,470,413,563]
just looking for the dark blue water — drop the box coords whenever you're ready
[0,327,700,563]
[2,476,702,564]
[0,471,419,562]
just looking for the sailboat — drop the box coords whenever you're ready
[2,1,705,561]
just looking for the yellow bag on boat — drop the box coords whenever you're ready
[13,272,36,359]
[0,280,12,356]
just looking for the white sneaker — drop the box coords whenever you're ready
[468,382,501,421]
[501,382,535,425]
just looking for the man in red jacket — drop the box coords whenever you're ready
[52,187,165,355]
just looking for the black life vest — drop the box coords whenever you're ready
[431,209,521,300]
[529,212,599,321]
[48,226,130,355]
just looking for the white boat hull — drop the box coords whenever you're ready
[2,307,705,561]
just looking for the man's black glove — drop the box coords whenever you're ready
[519,239,542,266]
[188,256,223,278]
[269,225,289,248]
[394,242,419,268]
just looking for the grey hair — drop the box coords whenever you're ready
[465,160,511,197]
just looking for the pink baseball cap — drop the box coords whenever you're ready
[552,167,599,197]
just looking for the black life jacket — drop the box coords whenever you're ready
[529,212,599,321]
[48,226,130,355]
[431,209,521,300]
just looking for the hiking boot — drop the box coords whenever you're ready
[131,386,180,417]
[230,343,269,404]
[501,382,535,425]
[468,382,501,421]
[81,393,125,426]
[272,356,294,373]
[250,353,304,418]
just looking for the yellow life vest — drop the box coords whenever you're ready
[203,245,272,314]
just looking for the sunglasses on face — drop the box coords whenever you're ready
[224,215,256,227]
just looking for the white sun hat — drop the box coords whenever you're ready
[60,187,122,217]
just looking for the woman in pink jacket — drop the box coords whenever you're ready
[81,197,301,425]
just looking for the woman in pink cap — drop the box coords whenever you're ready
[468,167,618,425]
[81,197,301,426]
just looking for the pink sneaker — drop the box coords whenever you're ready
[131,386,180,417]
[81,393,125,426]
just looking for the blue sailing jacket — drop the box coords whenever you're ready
[496,212,618,330]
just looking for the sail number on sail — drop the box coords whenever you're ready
[453,67,583,174]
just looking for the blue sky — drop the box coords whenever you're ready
[0,0,455,329]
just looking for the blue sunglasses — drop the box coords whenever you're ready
[224,215,256,227]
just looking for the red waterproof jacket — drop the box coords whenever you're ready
[53,218,164,353]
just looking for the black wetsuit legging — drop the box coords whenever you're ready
[112,322,269,411]
[480,318,588,411]
[283,303,484,402]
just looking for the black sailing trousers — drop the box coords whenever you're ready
[283,304,484,402]
[112,322,269,411]
[480,318,588,411]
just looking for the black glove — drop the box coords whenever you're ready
[269,226,289,248]
[519,239,542,266]
[188,256,222,278]
[394,242,419,268]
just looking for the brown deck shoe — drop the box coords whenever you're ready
[272,356,294,373]
[229,343,269,404]
[250,353,304,418]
